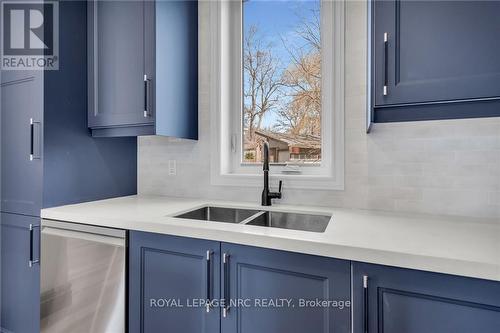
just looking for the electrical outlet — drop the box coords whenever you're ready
[168,160,176,176]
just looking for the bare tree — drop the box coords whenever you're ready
[243,25,282,140]
[277,5,322,136]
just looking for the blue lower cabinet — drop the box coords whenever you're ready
[129,232,352,333]
[0,213,40,333]
[130,232,500,333]
[352,262,500,333]
[220,243,351,333]
[128,231,220,333]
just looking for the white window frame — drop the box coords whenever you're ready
[209,0,345,190]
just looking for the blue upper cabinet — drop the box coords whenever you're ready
[129,232,220,333]
[352,262,500,333]
[155,0,198,139]
[87,1,152,133]
[220,243,351,333]
[372,0,500,122]
[88,0,198,139]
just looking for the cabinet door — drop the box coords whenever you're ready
[87,0,153,129]
[374,0,500,107]
[352,262,500,333]
[220,243,351,333]
[129,232,220,333]
[0,213,40,333]
[1,71,43,216]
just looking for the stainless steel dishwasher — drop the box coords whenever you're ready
[40,220,126,333]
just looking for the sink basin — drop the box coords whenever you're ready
[174,206,331,232]
[246,211,330,233]
[174,206,260,224]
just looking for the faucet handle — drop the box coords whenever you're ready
[276,180,283,199]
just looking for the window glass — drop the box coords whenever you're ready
[242,0,322,165]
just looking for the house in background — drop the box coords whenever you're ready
[244,130,321,164]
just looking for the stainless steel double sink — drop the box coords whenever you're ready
[174,206,331,233]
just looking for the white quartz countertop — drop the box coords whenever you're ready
[41,195,500,282]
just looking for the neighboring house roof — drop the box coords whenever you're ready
[254,130,321,149]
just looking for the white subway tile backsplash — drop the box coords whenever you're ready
[455,150,500,165]
[392,187,423,201]
[394,175,455,189]
[489,192,500,206]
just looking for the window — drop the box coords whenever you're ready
[242,0,322,166]
[209,0,345,190]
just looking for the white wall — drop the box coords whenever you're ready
[139,1,500,219]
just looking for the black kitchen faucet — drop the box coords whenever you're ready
[261,141,283,206]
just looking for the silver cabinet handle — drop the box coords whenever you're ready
[29,118,41,161]
[383,32,388,96]
[28,224,40,267]
[30,119,34,160]
[222,253,230,318]
[363,275,369,333]
[144,74,151,117]
[206,250,212,313]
